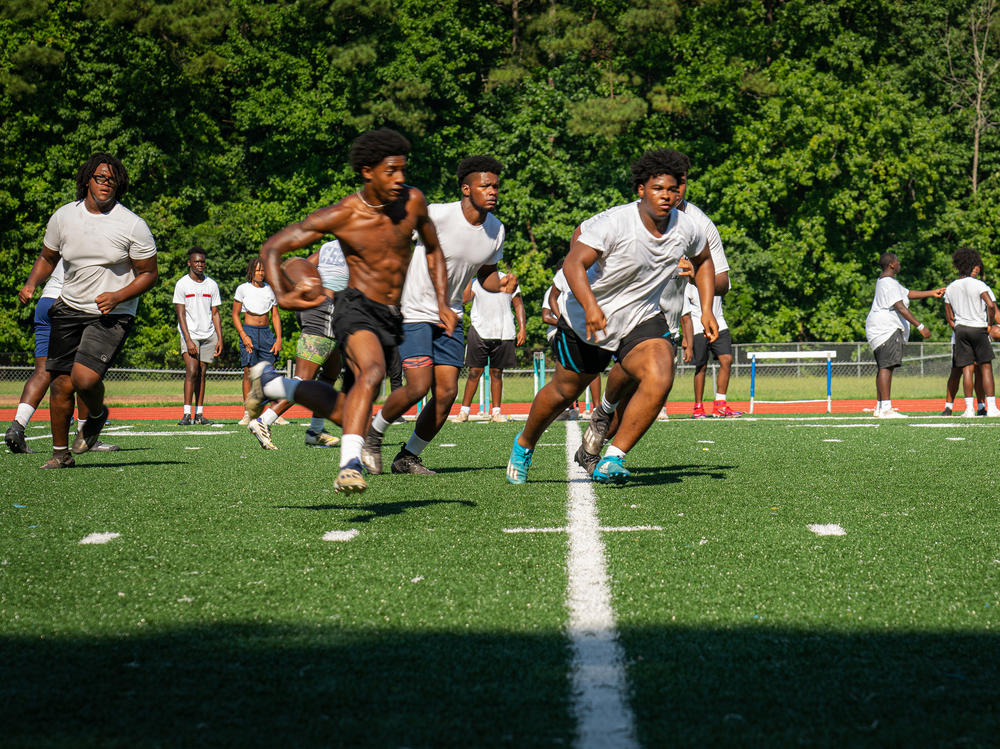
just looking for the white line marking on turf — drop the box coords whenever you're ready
[104,430,240,436]
[697,440,714,443]
[439,443,457,447]
[909,423,1000,428]
[503,526,662,534]
[807,524,846,536]
[564,421,639,749]
[822,439,843,442]
[788,424,878,428]
[322,529,359,542]
[946,437,965,441]
[79,532,121,545]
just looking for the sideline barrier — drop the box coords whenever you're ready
[748,351,837,413]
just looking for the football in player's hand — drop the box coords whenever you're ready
[280,257,322,300]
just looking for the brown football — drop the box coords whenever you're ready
[990,324,1000,341]
[280,257,322,300]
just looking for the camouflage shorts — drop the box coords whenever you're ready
[296,333,337,365]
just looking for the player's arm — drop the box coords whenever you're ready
[542,289,560,327]
[212,304,223,355]
[680,312,694,363]
[232,300,253,353]
[260,206,342,309]
[475,263,503,293]
[97,255,158,314]
[909,287,946,299]
[462,279,474,305]
[270,304,283,354]
[715,270,730,297]
[892,300,930,338]
[176,302,197,356]
[415,206,458,336]
[18,247,60,304]
[944,302,955,329]
[691,242,717,342]
[513,291,526,346]
[982,292,996,328]
[565,239,605,341]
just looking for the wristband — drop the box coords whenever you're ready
[917,323,925,331]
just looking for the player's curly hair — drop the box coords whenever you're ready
[348,128,411,174]
[630,149,690,191]
[245,255,264,283]
[457,156,503,187]
[189,246,207,258]
[75,153,129,201]
[953,247,983,277]
[878,253,898,271]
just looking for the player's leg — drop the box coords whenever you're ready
[943,366,960,415]
[179,349,198,425]
[458,327,489,422]
[5,357,51,454]
[458,368,483,421]
[304,348,344,446]
[194,357,211,424]
[711,340,740,417]
[583,363,634,454]
[517,363,595,448]
[44,372,76,468]
[68,313,132,454]
[691,333,709,418]
[489,368,505,421]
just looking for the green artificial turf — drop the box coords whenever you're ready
[2,416,998,747]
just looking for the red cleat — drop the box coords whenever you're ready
[692,404,707,419]
[712,401,742,418]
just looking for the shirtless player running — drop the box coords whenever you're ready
[246,128,456,493]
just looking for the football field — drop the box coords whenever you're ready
[2,416,999,747]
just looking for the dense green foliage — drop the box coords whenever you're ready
[2,0,998,363]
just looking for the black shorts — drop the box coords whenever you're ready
[692,328,733,369]
[617,314,672,362]
[297,295,336,338]
[552,315,672,375]
[465,326,516,369]
[873,329,904,370]
[45,298,134,377]
[332,287,403,354]
[953,324,993,367]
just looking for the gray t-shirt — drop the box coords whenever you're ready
[43,200,157,315]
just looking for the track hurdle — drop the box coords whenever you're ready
[747,350,837,413]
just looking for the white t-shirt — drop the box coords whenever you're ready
[402,201,505,325]
[945,277,994,328]
[317,240,349,292]
[234,282,276,316]
[470,272,522,340]
[173,274,222,340]
[40,259,65,299]
[564,202,706,351]
[660,200,729,332]
[865,276,910,350]
[42,200,157,315]
[682,282,728,335]
[543,284,559,342]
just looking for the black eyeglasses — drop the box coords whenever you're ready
[91,174,116,186]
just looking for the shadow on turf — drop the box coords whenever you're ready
[2,624,996,747]
[622,463,734,487]
[276,498,476,523]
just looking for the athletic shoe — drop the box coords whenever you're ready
[940,407,953,416]
[335,459,367,494]
[361,427,384,474]
[72,409,109,454]
[274,416,291,425]
[305,430,340,447]
[961,408,977,418]
[5,422,33,454]
[574,444,600,477]
[453,411,469,423]
[41,451,75,469]
[582,406,613,454]
[245,362,278,420]
[248,418,277,450]
[490,412,508,423]
[592,455,630,484]
[89,440,121,452]
[237,413,251,426]
[713,402,742,418]
[692,404,707,419]
[391,447,436,475]
[877,408,908,419]
[194,415,213,426]
[987,408,1000,418]
[177,415,192,426]
[978,405,988,417]
[506,433,533,484]
[658,408,669,421]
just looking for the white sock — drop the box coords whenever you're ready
[340,434,363,467]
[52,445,68,452]
[944,401,953,410]
[309,415,325,433]
[988,397,996,410]
[979,401,986,410]
[242,410,250,420]
[77,418,86,431]
[880,400,891,412]
[599,395,618,414]
[605,444,626,459]
[261,376,289,401]
[715,392,726,402]
[260,408,278,426]
[459,405,470,415]
[405,432,430,456]
[492,406,501,416]
[195,405,204,416]
[14,403,35,427]
[966,397,975,411]
[183,404,192,416]
[371,411,392,435]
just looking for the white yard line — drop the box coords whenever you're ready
[503,526,662,534]
[564,421,639,749]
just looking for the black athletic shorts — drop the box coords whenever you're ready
[297,295,335,338]
[873,329,904,370]
[465,326,516,369]
[45,298,134,377]
[616,314,672,362]
[692,328,733,369]
[332,287,404,352]
[953,324,993,367]
[552,314,672,375]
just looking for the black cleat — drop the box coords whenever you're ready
[390,446,436,475]
[5,422,34,454]
[71,409,108,454]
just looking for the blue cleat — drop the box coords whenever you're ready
[592,455,630,485]
[506,432,534,484]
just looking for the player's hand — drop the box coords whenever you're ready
[95,291,119,314]
[277,281,323,310]
[584,304,607,342]
[270,339,282,355]
[438,306,459,337]
[683,345,693,363]
[501,274,519,294]
[931,287,946,298]
[516,328,526,346]
[677,257,694,278]
[214,340,223,356]
[241,334,253,353]
[186,341,198,357]
[919,325,931,339]
[990,324,1000,341]
[17,284,36,305]
[702,311,719,342]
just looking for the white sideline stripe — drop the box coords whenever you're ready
[822,439,843,442]
[564,421,639,749]
[503,526,662,534]
[97,430,240,437]
[807,523,846,536]
[946,437,965,441]
[910,422,1000,428]
[79,532,120,545]
[323,529,360,542]
[787,423,878,428]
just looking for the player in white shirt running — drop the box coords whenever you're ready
[943,248,1000,417]
[173,247,223,425]
[507,149,718,485]
[362,156,507,475]
[865,253,944,418]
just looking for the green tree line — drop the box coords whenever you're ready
[2,0,997,366]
